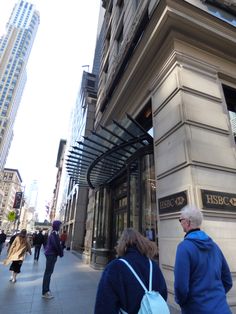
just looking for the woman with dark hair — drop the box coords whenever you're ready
[3,229,31,283]
[94,228,168,314]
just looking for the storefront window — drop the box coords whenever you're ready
[115,210,127,243]
[93,152,157,252]
[129,161,139,230]
[93,187,110,249]
[113,179,128,243]
[141,154,157,242]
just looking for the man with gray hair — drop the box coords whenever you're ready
[174,205,232,314]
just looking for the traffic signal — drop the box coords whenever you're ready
[13,192,23,209]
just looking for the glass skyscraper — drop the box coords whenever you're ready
[0,0,39,169]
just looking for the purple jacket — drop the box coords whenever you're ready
[44,231,63,257]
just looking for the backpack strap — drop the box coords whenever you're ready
[119,258,153,292]
[148,258,152,291]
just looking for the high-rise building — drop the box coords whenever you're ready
[49,139,66,222]
[0,168,23,231]
[27,179,38,209]
[57,5,105,255]
[0,0,39,170]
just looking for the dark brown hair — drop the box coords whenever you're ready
[17,229,28,246]
[115,228,158,258]
[20,229,27,237]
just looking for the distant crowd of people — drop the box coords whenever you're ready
[0,222,68,299]
[0,205,233,313]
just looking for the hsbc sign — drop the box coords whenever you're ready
[158,191,188,214]
[201,190,236,211]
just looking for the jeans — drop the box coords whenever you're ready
[61,241,66,250]
[42,255,57,295]
[0,242,3,254]
[34,244,42,260]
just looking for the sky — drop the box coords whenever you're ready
[0,0,101,220]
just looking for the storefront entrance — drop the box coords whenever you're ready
[68,113,156,269]
[90,149,158,268]
[111,151,158,253]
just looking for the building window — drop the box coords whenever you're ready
[135,0,140,9]
[222,84,236,142]
[87,79,95,88]
[116,25,124,54]
[117,0,124,13]
[115,0,124,55]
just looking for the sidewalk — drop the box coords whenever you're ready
[0,245,102,314]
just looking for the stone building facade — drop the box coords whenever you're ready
[65,1,236,311]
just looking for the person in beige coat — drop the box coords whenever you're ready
[3,229,31,283]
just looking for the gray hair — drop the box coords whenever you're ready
[181,205,203,228]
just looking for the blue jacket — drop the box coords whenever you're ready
[44,230,63,257]
[174,230,232,314]
[94,247,168,314]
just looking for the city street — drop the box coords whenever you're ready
[0,245,102,314]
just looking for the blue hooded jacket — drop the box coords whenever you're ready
[44,221,63,257]
[94,247,167,314]
[174,230,232,314]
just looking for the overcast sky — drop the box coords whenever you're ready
[0,0,101,220]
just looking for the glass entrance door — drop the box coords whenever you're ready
[114,209,127,244]
[112,179,128,247]
[111,152,157,250]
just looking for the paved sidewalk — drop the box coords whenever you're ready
[0,245,102,314]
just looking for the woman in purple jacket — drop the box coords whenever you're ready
[42,220,63,299]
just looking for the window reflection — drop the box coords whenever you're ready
[141,154,157,242]
[93,187,110,249]
[130,161,139,230]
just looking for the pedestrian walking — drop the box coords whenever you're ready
[3,229,31,283]
[60,229,68,250]
[174,205,233,314]
[0,230,7,255]
[42,220,63,299]
[43,231,48,249]
[33,229,45,261]
[94,228,168,314]
[27,233,34,247]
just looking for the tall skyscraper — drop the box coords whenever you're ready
[0,0,39,170]
[27,179,38,209]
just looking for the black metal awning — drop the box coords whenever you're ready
[66,114,153,189]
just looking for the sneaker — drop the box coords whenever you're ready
[42,292,54,299]
[12,279,16,283]
[9,277,13,281]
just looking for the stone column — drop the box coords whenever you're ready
[71,187,89,252]
[152,52,236,311]
[83,189,95,264]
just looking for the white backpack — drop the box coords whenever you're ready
[119,258,170,314]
